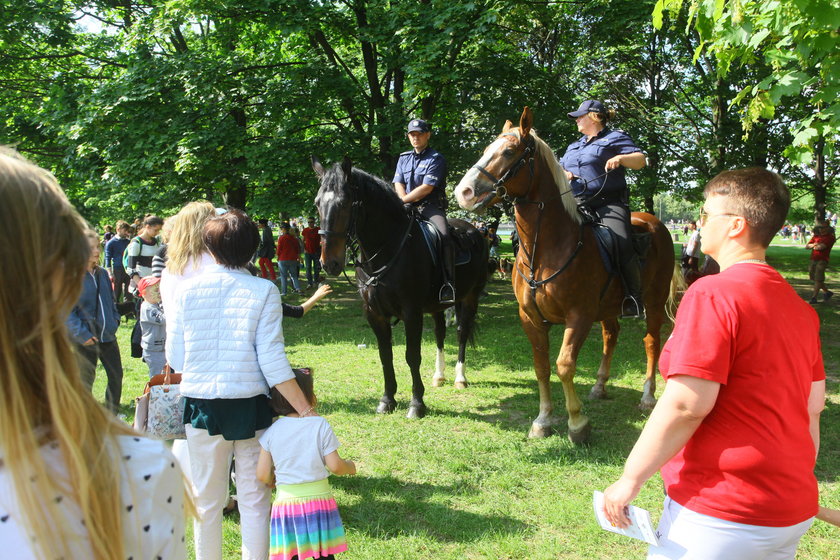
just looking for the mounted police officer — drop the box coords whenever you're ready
[393,118,455,304]
[559,100,647,318]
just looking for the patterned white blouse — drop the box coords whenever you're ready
[0,434,187,560]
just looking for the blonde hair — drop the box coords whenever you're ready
[0,148,137,560]
[588,107,616,124]
[166,200,216,275]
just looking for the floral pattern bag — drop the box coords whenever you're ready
[135,366,185,439]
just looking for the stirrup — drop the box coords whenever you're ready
[439,283,455,304]
[620,296,645,319]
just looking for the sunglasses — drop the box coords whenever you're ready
[698,209,739,227]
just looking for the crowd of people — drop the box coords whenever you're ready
[0,154,346,559]
[1,103,837,560]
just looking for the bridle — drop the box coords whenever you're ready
[471,131,536,203]
[317,181,414,289]
[475,130,585,320]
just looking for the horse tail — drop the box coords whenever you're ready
[455,301,480,348]
[666,262,686,322]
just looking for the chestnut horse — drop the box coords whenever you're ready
[454,107,679,443]
[312,156,490,418]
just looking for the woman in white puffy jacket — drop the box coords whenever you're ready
[166,209,316,560]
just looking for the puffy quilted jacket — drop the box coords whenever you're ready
[165,264,294,399]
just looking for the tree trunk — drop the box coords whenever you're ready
[225,106,248,210]
[813,136,827,223]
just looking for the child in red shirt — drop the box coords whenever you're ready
[805,224,835,303]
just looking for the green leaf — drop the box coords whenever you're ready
[792,126,818,147]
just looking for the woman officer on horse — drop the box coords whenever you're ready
[560,100,647,317]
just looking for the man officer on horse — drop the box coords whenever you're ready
[393,118,455,304]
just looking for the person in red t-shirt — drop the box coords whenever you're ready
[603,168,825,559]
[275,223,302,296]
[301,217,322,289]
[805,224,835,303]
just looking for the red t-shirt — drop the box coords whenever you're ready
[276,234,300,261]
[659,263,824,527]
[808,233,835,261]
[302,227,321,254]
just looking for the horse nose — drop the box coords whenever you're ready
[323,259,342,276]
[461,185,474,201]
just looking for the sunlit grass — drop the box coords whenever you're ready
[95,243,839,559]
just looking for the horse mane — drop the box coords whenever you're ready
[350,166,405,215]
[528,130,581,224]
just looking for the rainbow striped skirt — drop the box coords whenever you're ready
[270,479,348,560]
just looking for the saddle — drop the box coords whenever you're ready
[578,205,652,275]
[415,216,472,268]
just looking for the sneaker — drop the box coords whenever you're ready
[824,290,834,301]
[809,296,818,304]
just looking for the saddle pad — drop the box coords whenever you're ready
[417,219,471,267]
[592,224,617,274]
[591,225,653,274]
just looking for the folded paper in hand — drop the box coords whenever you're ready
[592,491,659,546]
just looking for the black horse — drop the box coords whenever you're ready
[312,156,490,418]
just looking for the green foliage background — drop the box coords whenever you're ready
[1,0,837,224]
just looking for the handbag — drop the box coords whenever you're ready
[130,319,143,358]
[133,365,185,439]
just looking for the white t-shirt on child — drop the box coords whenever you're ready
[259,417,339,485]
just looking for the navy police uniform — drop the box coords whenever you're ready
[392,146,448,232]
[560,127,643,255]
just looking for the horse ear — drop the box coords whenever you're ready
[341,156,353,180]
[311,155,326,178]
[519,106,533,137]
[502,120,513,133]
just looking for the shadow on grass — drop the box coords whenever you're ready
[323,379,653,455]
[331,474,530,542]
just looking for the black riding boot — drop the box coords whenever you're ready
[439,241,456,304]
[620,253,644,318]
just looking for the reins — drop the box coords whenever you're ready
[483,132,584,318]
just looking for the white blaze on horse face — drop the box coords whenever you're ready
[320,191,336,204]
[455,137,508,210]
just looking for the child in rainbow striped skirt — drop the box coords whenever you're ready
[257,369,356,560]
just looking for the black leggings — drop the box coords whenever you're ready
[419,204,450,243]
[593,202,633,264]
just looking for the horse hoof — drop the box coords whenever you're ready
[638,397,657,411]
[431,376,446,388]
[454,380,468,389]
[588,386,607,400]
[376,400,396,414]
[528,423,555,438]
[406,404,427,419]
[567,422,592,445]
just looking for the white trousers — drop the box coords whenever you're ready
[648,496,814,560]
[186,425,271,560]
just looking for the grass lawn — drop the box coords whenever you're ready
[96,242,839,559]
